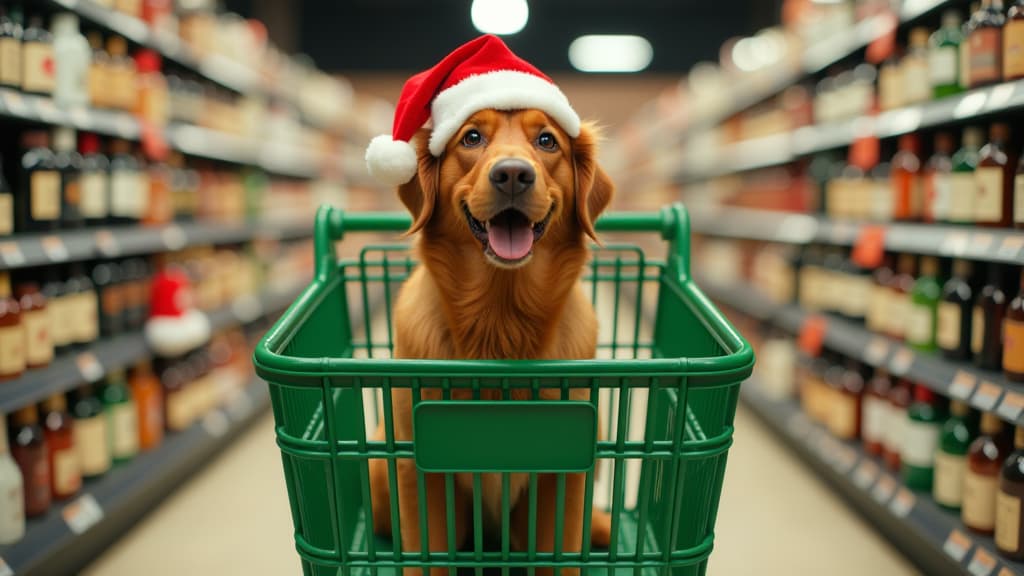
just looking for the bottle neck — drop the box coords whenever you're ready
[981,412,1003,435]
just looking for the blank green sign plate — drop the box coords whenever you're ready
[413,401,597,473]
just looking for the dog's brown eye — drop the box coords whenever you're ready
[536,132,558,151]
[461,129,483,148]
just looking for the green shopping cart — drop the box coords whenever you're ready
[253,202,754,576]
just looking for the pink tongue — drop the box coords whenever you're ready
[487,217,534,260]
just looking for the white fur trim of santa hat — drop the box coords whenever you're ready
[145,309,211,358]
[365,134,418,187]
[427,70,580,157]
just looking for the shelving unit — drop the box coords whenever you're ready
[742,382,1021,576]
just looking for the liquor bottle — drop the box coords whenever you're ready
[976,123,1014,227]
[51,12,89,109]
[1006,0,1024,81]
[931,11,965,97]
[109,139,142,223]
[1005,268,1024,381]
[54,127,84,229]
[87,31,109,109]
[0,413,25,544]
[0,4,22,88]
[17,130,60,232]
[41,267,71,355]
[925,133,955,223]
[107,36,135,111]
[867,254,895,333]
[840,253,872,321]
[903,386,945,491]
[968,0,1007,88]
[884,379,913,471]
[20,14,52,94]
[891,134,923,221]
[65,263,98,348]
[950,127,984,223]
[965,413,1012,534]
[863,368,892,456]
[79,132,109,225]
[103,369,138,463]
[0,155,12,236]
[71,384,110,479]
[886,254,917,341]
[0,271,24,381]
[134,49,167,127]
[907,256,942,352]
[938,259,975,360]
[9,404,49,517]
[40,393,80,500]
[998,425,1024,559]
[974,263,1009,369]
[91,261,124,336]
[830,360,864,441]
[15,280,51,369]
[935,400,976,510]
[1016,154,1024,228]
[162,363,192,432]
[130,360,163,450]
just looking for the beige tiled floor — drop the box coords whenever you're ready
[84,404,918,576]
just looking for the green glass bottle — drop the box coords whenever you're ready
[930,10,965,98]
[949,127,984,224]
[934,400,976,510]
[907,256,943,352]
[102,369,138,464]
[903,385,946,491]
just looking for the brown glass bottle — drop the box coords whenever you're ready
[9,404,49,517]
[965,413,1013,534]
[863,368,893,456]
[1015,153,1024,228]
[830,360,865,441]
[130,360,163,451]
[162,363,192,432]
[40,394,79,500]
[975,123,1014,228]
[0,271,24,381]
[1005,268,1024,381]
[938,259,975,360]
[891,134,923,221]
[974,263,1009,369]
[996,425,1024,559]
[14,281,51,369]
[968,0,1007,88]
[884,379,913,471]
[867,254,896,334]
[886,254,917,341]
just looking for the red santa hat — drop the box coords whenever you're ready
[144,266,211,357]
[365,34,580,186]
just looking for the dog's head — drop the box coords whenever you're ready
[398,109,613,269]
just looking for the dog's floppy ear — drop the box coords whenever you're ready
[572,122,614,243]
[397,129,439,235]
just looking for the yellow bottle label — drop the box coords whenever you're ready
[30,170,60,221]
[972,306,985,355]
[0,37,20,85]
[110,403,138,458]
[1005,20,1024,78]
[830,394,858,440]
[937,302,962,350]
[949,172,977,221]
[902,420,940,467]
[1005,319,1024,374]
[74,415,110,477]
[0,193,11,235]
[906,303,934,346]
[23,309,52,366]
[963,470,998,530]
[0,324,25,376]
[80,172,108,218]
[52,446,81,495]
[21,41,54,94]
[48,295,74,347]
[934,451,966,507]
[72,291,99,343]
[997,490,1022,552]
[974,166,1005,223]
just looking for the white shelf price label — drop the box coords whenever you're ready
[161,224,187,251]
[835,446,857,473]
[971,382,1003,412]
[968,233,995,258]
[943,529,973,562]
[863,337,889,366]
[940,231,970,256]
[202,410,230,438]
[2,90,28,116]
[852,459,878,490]
[871,474,896,504]
[41,235,69,262]
[888,347,915,376]
[967,547,997,576]
[997,236,1024,260]
[950,371,978,400]
[888,487,915,518]
[62,493,104,534]
[75,352,104,383]
[95,230,121,258]
[997,392,1024,423]
[0,242,24,267]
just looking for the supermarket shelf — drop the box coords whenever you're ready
[742,383,1020,576]
[0,376,270,576]
[678,76,1024,183]
[690,206,1024,265]
[0,282,304,414]
[701,278,1024,428]
[679,0,949,139]
[0,219,313,272]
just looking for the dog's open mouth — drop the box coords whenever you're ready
[464,204,553,265]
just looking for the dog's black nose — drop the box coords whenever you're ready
[489,158,536,197]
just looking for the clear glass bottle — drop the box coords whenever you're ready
[950,127,984,224]
[51,12,90,109]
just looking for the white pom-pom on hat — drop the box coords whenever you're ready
[365,135,418,186]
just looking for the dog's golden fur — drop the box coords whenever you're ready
[369,109,614,576]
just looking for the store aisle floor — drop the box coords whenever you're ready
[85,403,918,576]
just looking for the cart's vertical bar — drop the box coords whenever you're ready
[528,472,538,576]
[319,376,348,567]
[554,473,566,576]
[611,255,622,358]
[383,252,395,354]
[633,378,660,572]
[609,379,630,567]
[359,250,374,357]
[581,377,599,574]
[446,472,457,576]
[664,376,690,571]
[382,379,403,562]
[501,472,511,576]
[473,473,484,576]
[354,378,379,573]
[413,380,430,568]
[631,254,646,359]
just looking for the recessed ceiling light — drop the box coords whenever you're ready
[471,0,529,35]
[568,35,653,73]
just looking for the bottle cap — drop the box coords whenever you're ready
[950,399,970,417]
[134,49,162,74]
[78,132,101,155]
[913,385,935,403]
[21,130,49,150]
[981,412,1003,435]
[898,133,920,154]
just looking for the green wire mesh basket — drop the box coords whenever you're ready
[253,203,754,576]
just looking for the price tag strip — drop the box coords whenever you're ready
[41,235,69,262]
[997,391,1024,424]
[0,242,25,267]
[161,224,187,251]
[940,231,970,257]
[863,336,890,367]
[62,493,104,535]
[968,233,995,258]
[943,529,973,563]
[94,230,121,258]
[950,371,979,400]
[852,459,879,490]
[870,474,896,504]
[888,347,915,377]
[967,547,998,576]
[202,409,230,438]
[971,381,1003,412]
[996,236,1024,260]
[76,352,104,383]
[888,487,915,518]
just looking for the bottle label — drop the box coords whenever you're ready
[72,291,99,343]
[873,181,893,222]
[110,170,138,217]
[906,303,934,346]
[867,285,890,332]
[862,395,887,444]
[73,415,110,477]
[167,393,191,431]
[902,419,940,467]
[970,28,1002,86]
[974,166,1005,223]
[886,292,909,338]
[0,325,25,376]
[110,403,138,458]
[0,37,20,85]
[930,172,952,221]
[52,446,81,496]
[885,405,907,455]
[140,391,164,445]
[23,309,52,366]
[961,38,972,90]
[937,301,963,351]
[997,490,1022,552]
[48,295,74,347]
[949,172,977,221]
[0,476,23,541]
[101,284,123,319]
[842,275,872,318]
[1005,20,1024,78]
[830,395,858,439]
[934,451,966,507]
[80,172,109,219]
[1005,319,1024,374]
[972,306,985,355]
[963,470,998,530]
[0,193,12,235]
[929,46,958,86]
[1016,175,1024,225]
[904,60,931,103]
[30,170,61,221]
[22,41,54,94]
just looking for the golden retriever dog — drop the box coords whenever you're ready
[369,108,614,576]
